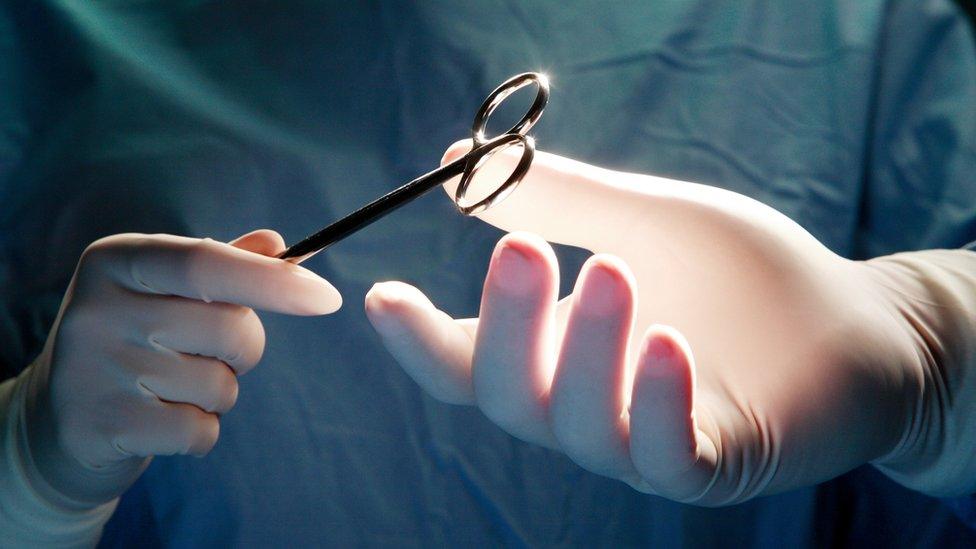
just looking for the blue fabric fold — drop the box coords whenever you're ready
[1,1,975,546]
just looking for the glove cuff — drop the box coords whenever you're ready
[868,249,976,496]
[0,366,117,547]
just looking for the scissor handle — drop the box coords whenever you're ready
[455,72,549,215]
[277,72,551,264]
[470,72,549,146]
[454,133,535,216]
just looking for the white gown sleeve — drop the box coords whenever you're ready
[0,366,117,548]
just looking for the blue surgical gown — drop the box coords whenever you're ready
[2,1,976,547]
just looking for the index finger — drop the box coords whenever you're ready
[439,140,650,253]
[84,233,342,315]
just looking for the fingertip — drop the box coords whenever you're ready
[322,288,343,314]
[229,229,287,257]
[441,139,474,166]
[638,324,694,378]
[628,323,717,500]
[575,254,636,316]
[440,140,475,201]
[187,411,220,458]
[365,281,432,313]
[365,281,432,333]
[584,254,636,287]
[496,231,557,262]
[487,232,559,296]
[365,282,476,405]
[633,327,695,418]
[282,264,343,315]
[223,377,240,413]
[632,325,697,437]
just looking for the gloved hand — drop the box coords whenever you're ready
[21,229,341,509]
[366,142,976,505]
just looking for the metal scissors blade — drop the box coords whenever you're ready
[277,72,550,264]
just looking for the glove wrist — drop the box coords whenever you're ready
[1,364,119,545]
[864,250,976,496]
[22,352,149,509]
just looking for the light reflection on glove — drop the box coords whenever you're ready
[23,229,341,507]
[365,142,966,505]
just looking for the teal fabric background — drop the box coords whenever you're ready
[1,1,975,546]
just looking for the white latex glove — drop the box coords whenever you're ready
[20,229,340,510]
[366,142,976,505]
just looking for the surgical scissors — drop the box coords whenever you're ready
[278,72,550,263]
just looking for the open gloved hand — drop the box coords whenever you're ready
[366,142,976,505]
[18,229,341,511]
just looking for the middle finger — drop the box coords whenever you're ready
[472,232,560,448]
[115,293,266,374]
